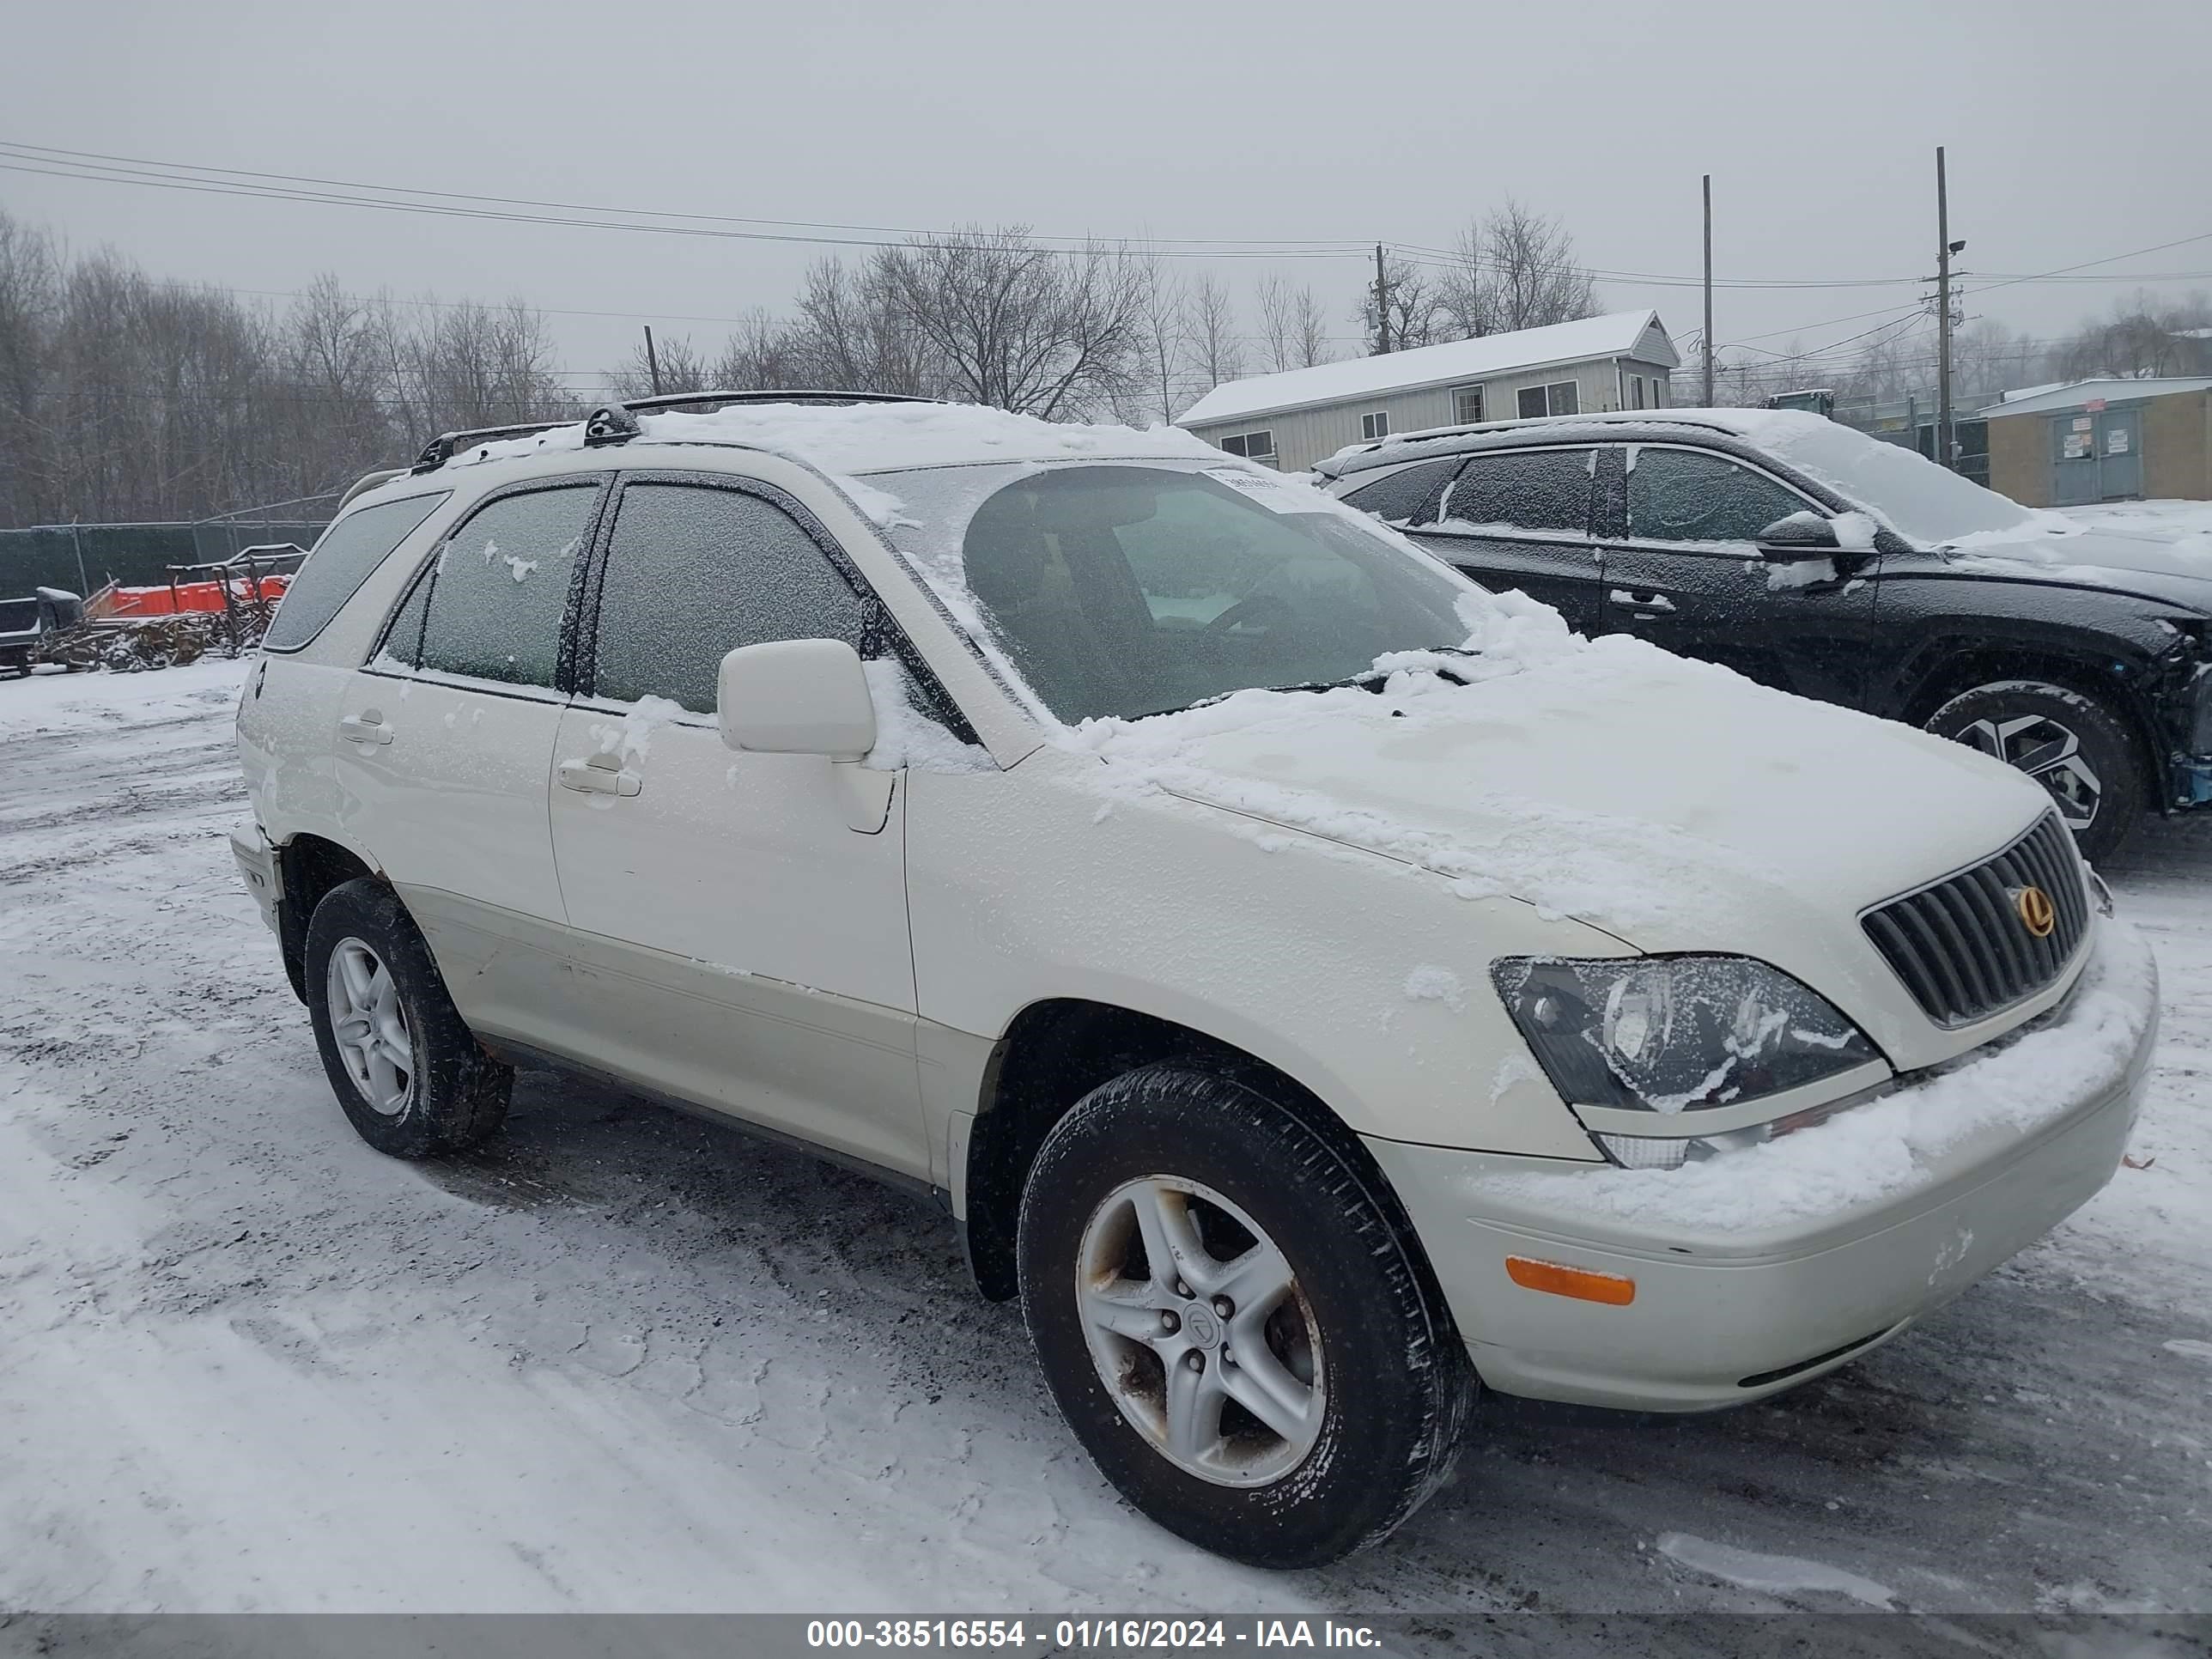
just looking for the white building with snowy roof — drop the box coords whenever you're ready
[1176,310,1680,473]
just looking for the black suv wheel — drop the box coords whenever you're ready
[1924,679,2146,863]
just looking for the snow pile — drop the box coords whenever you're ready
[1475,918,2156,1235]
[587,694,685,763]
[1402,966,1468,1013]
[860,658,994,774]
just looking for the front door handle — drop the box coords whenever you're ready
[338,713,393,745]
[1608,588,1677,614]
[558,756,642,798]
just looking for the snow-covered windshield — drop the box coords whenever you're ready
[1750,414,2034,546]
[872,459,1474,723]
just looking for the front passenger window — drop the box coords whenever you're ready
[1628,448,1810,544]
[592,483,872,714]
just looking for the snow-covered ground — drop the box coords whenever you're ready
[2,659,2208,1618]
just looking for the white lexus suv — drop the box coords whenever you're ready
[234,392,2159,1567]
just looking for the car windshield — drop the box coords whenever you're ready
[874,460,1476,723]
[1750,414,2034,546]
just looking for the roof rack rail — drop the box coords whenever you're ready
[620,388,939,415]
[407,389,940,476]
[410,421,576,475]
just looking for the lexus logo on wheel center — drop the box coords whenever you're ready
[2014,884,2057,939]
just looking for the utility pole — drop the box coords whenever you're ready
[1701,174,1715,407]
[69,518,90,598]
[1373,244,1391,354]
[643,325,664,396]
[1936,147,1954,471]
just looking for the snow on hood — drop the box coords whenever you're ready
[1943,520,2212,606]
[1067,619,2051,950]
[438,402,1223,526]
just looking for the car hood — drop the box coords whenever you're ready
[1079,635,2055,1051]
[1942,526,2212,611]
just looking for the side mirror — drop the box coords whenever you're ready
[717,638,877,758]
[1754,511,1841,561]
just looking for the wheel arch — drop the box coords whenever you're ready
[274,832,383,1002]
[959,997,1446,1318]
[1899,640,2161,775]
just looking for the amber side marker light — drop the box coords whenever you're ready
[1505,1255,1637,1306]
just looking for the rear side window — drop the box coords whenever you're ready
[1629,447,1809,544]
[416,485,598,688]
[1339,457,1462,526]
[263,493,447,652]
[1442,449,1595,534]
[591,483,871,714]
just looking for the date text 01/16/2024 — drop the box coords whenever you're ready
[805,1620,1384,1650]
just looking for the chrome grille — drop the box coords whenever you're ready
[1862,814,2091,1027]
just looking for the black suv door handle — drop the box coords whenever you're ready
[1608,588,1677,614]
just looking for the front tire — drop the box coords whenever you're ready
[1018,1062,1472,1568]
[1924,679,2146,863]
[304,878,511,1158]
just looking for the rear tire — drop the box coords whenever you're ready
[304,878,511,1158]
[1924,679,2146,864]
[1017,1061,1472,1568]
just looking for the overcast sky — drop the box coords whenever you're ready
[4,0,2209,398]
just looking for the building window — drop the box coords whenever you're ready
[1516,381,1581,420]
[1360,410,1391,441]
[1454,386,1485,425]
[1219,430,1276,464]
[1653,377,1667,408]
[1631,375,1645,410]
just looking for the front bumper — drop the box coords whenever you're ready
[1368,925,2160,1413]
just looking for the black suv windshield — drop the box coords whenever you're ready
[877,461,1475,723]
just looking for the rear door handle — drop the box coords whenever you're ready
[338,713,393,745]
[1608,588,1677,614]
[558,757,642,798]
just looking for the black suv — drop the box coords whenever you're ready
[1317,409,2212,861]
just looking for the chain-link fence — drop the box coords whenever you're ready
[0,493,337,597]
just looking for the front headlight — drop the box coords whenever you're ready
[1492,955,1881,1116]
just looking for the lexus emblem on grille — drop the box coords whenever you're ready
[2013,884,2057,939]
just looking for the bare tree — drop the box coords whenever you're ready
[0,208,60,525]
[711,308,807,391]
[1131,260,1190,422]
[878,227,1148,417]
[1257,276,1333,370]
[2053,291,2212,380]
[1438,198,1601,337]
[1182,272,1244,390]
[608,331,712,399]
[783,256,936,397]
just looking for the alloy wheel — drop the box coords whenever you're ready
[1956,712,2102,831]
[1074,1175,1325,1486]
[325,936,413,1115]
